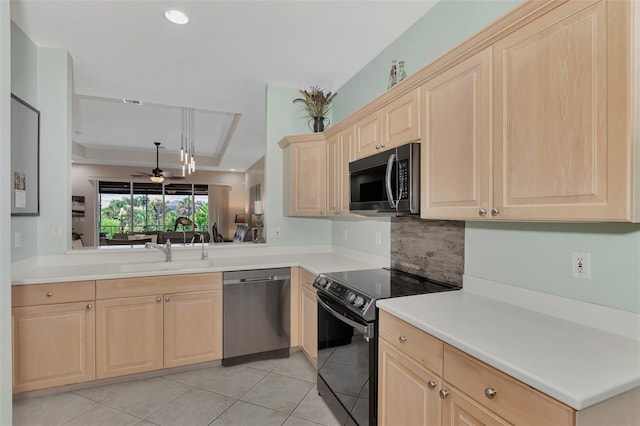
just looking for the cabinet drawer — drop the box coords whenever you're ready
[378,311,443,376]
[444,345,574,426]
[96,273,222,299]
[12,281,95,307]
[300,268,316,292]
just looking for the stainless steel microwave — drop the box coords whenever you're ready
[349,142,420,215]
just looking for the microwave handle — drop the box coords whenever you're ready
[385,153,397,209]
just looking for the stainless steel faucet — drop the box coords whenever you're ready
[145,239,172,262]
[199,233,208,261]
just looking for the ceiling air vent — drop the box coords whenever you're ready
[122,99,143,105]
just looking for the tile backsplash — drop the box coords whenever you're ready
[391,217,465,286]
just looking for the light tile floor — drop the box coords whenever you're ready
[13,352,346,426]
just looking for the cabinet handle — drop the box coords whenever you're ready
[380,143,386,148]
[156,297,162,303]
[428,380,437,390]
[375,144,381,149]
[439,389,449,399]
[398,335,407,343]
[86,304,92,310]
[165,297,170,302]
[484,387,497,399]
[47,292,53,297]
[478,208,487,217]
[491,208,500,217]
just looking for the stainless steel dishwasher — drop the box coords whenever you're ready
[222,268,291,366]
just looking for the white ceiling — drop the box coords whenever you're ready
[11,0,438,172]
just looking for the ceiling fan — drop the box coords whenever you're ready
[131,142,184,182]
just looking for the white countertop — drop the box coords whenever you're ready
[11,244,388,284]
[377,275,640,411]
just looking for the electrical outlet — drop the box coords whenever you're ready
[572,251,591,279]
[271,227,281,238]
[375,232,382,245]
[14,232,21,248]
[343,229,348,241]
[51,224,63,239]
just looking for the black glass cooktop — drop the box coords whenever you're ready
[323,267,460,301]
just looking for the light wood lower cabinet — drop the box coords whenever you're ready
[299,268,317,366]
[96,295,163,379]
[378,311,574,426]
[164,291,222,368]
[441,384,511,426]
[95,273,223,380]
[12,301,95,393]
[378,337,441,426]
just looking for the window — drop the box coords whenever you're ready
[98,181,208,239]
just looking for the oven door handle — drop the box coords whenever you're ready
[317,296,374,339]
[385,153,397,209]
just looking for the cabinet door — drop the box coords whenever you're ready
[355,111,382,159]
[340,125,357,214]
[12,302,95,393]
[96,296,163,379]
[441,384,511,426]
[378,338,441,426]
[326,134,341,216]
[382,88,421,149]
[300,285,317,366]
[493,0,630,221]
[289,140,327,216]
[164,291,222,368]
[421,48,492,220]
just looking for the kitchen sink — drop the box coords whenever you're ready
[117,259,214,273]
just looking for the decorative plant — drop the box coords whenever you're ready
[293,86,337,118]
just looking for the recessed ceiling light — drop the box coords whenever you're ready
[164,9,189,25]
[230,169,236,171]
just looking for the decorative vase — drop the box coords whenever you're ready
[310,116,327,133]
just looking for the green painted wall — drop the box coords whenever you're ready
[332,0,522,121]
[10,22,39,261]
[330,0,640,312]
[1,3,13,424]
[10,23,73,260]
[264,84,332,246]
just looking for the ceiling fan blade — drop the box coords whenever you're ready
[132,171,153,177]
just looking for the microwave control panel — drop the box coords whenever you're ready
[398,160,409,200]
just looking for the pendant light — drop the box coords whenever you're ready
[180,107,196,176]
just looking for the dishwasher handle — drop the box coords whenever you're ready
[224,275,290,285]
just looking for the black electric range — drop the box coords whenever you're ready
[313,267,460,322]
[312,268,460,425]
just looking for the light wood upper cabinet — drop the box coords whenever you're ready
[164,290,222,368]
[326,133,341,215]
[326,126,357,217]
[96,295,163,379]
[355,89,421,160]
[355,111,382,159]
[340,125,357,214]
[420,48,492,220]
[381,88,421,149]
[280,134,327,217]
[12,301,95,393]
[492,0,633,221]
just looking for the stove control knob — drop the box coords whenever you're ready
[318,278,326,287]
[324,280,332,289]
[347,292,356,303]
[353,296,365,308]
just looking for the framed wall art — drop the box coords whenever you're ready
[11,93,40,216]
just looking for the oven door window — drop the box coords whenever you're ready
[317,294,373,426]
